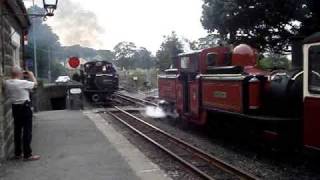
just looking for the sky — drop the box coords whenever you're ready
[24,0,208,53]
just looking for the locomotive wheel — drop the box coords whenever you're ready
[91,94,100,102]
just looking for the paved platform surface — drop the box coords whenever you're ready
[0,110,169,180]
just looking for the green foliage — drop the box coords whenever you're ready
[118,69,159,91]
[132,48,156,69]
[113,42,156,70]
[113,42,137,69]
[63,45,98,59]
[258,58,274,70]
[97,50,115,61]
[156,32,184,71]
[26,6,65,79]
[51,62,68,79]
[187,34,225,50]
[258,56,290,70]
[201,0,320,53]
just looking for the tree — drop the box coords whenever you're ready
[63,45,98,60]
[113,42,156,70]
[97,50,115,61]
[258,55,290,70]
[113,42,137,70]
[201,0,320,54]
[156,32,184,71]
[186,34,225,50]
[132,47,156,69]
[51,61,68,80]
[26,6,65,79]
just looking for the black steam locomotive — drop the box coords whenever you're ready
[81,60,119,102]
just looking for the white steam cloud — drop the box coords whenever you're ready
[144,106,166,119]
[48,0,105,48]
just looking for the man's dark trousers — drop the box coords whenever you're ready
[12,102,33,158]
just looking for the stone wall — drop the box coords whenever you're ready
[35,82,83,111]
[0,2,28,160]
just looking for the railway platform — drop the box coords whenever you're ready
[0,110,170,180]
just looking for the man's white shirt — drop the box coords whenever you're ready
[5,79,35,104]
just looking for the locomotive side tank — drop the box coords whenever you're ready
[202,44,303,118]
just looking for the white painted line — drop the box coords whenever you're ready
[84,110,172,180]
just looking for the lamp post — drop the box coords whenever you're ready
[32,0,37,77]
[43,0,59,17]
[32,0,58,77]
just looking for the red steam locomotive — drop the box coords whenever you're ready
[158,32,320,151]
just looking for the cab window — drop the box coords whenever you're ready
[309,45,320,94]
[207,53,217,66]
[180,54,199,72]
[180,56,190,69]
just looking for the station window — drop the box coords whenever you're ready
[308,45,320,94]
[10,27,21,67]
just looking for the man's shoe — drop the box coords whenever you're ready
[23,155,40,161]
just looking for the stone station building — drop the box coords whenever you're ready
[0,0,30,159]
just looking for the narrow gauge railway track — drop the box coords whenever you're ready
[114,93,157,107]
[106,106,258,180]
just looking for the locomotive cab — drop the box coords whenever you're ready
[303,32,320,151]
[158,46,231,121]
[177,47,231,124]
[177,51,201,115]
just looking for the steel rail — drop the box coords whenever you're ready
[108,109,214,180]
[113,94,145,106]
[115,93,158,107]
[107,106,258,180]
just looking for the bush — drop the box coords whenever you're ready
[258,56,290,70]
[118,68,159,92]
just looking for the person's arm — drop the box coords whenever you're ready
[27,71,38,88]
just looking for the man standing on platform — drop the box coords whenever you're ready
[5,66,40,161]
